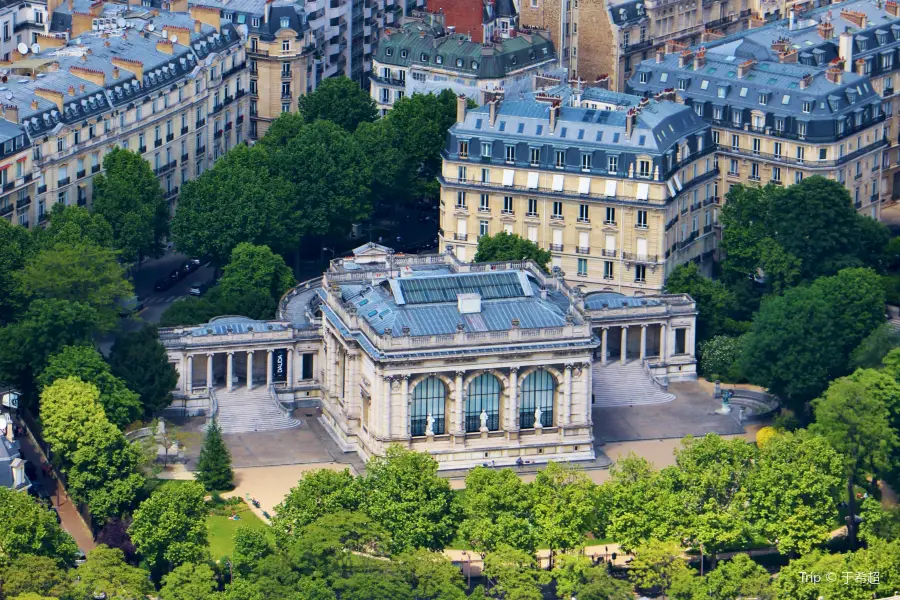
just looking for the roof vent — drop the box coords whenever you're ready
[457,293,482,314]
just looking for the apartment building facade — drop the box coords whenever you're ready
[371,20,558,114]
[438,88,718,294]
[627,2,890,218]
[427,0,518,44]
[0,11,247,228]
[519,0,753,91]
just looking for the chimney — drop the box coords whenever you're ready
[548,100,560,133]
[112,66,120,79]
[888,0,900,17]
[30,100,38,109]
[678,49,693,68]
[625,107,636,139]
[594,73,610,90]
[2,105,18,124]
[456,94,466,123]
[489,97,499,127]
[156,40,174,54]
[67,85,75,96]
[78,83,85,93]
[264,0,273,24]
[840,9,867,28]
[29,72,35,80]
[799,72,813,89]
[693,47,706,70]
[656,48,664,63]
[194,19,202,33]
[826,63,843,84]
[856,57,866,75]
[419,29,425,38]
[817,20,834,40]
[737,58,756,78]
[839,31,854,71]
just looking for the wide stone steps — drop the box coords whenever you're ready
[213,386,301,434]
[592,360,675,407]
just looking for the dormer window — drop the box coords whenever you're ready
[659,73,668,83]
[456,58,464,67]
[878,31,888,45]
[510,56,517,65]
[472,61,479,69]
[677,78,688,90]
[251,17,260,27]
[420,53,428,62]
[280,17,289,28]
[386,48,393,56]
[435,55,443,64]
[400,49,408,58]
[802,100,812,113]
[717,86,727,98]
[857,37,868,51]
[758,92,768,105]
[639,71,649,83]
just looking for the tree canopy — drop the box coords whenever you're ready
[297,76,378,132]
[0,488,78,568]
[108,325,179,417]
[474,232,551,269]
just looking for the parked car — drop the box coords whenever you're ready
[154,277,174,292]
[182,258,201,275]
[117,295,144,316]
[168,269,182,281]
[190,279,214,297]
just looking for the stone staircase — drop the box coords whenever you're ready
[592,360,675,408]
[213,386,302,434]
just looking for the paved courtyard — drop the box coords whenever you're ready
[592,378,745,443]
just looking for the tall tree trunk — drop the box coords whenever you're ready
[847,476,858,547]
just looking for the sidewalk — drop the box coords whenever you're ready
[16,428,95,553]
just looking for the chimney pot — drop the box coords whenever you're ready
[30,100,37,109]
[456,94,466,124]
[67,85,75,96]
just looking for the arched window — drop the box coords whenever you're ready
[465,374,501,433]
[410,376,446,436]
[520,369,554,428]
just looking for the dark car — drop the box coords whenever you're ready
[168,269,182,281]
[154,277,174,292]
[181,258,202,274]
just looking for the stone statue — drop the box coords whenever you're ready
[534,406,543,428]
[425,413,435,436]
[156,417,166,436]
[479,409,489,432]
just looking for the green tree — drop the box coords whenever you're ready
[530,463,598,563]
[35,204,113,251]
[850,323,900,370]
[458,467,537,554]
[129,480,209,574]
[353,119,405,212]
[474,233,551,269]
[0,299,100,403]
[360,447,458,553]
[0,554,71,598]
[696,554,774,600]
[39,377,107,465]
[172,144,300,266]
[66,417,145,523]
[394,548,467,600]
[289,511,390,575]
[775,550,863,600]
[159,562,219,600]
[629,540,692,597]
[70,546,153,600]
[665,263,740,341]
[551,554,630,600]
[232,526,272,577]
[812,268,886,360]
[15,242,131,332]
[334,567,414,600]
[216,243,295,312]
[108,325,179,417]
[38,345,141,429]
[697,335,744,381]
[92,147,168,263]
[859,497,900,542]
[0,488,77,568]
[739,284,843,410]
[482,545,551,600]
[195,419,234,491]
[811,376,898,546]
[262,119,371,237]
[297,76,377,132]
[747,430,843,555]
[0,218,34,325]
[273,468,360,542]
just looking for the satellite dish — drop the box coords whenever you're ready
[16,42,27,54]
[117,17,126,27]
[30,43,39,54]
[5,92,12,100]
[147,24,155,32]
[170,34,178,44]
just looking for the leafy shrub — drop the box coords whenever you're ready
[699,335,745,382]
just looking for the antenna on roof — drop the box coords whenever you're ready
[16,43,28,54]
[30,43,39,54]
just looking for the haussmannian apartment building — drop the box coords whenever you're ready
[626,0,893,215]
[0,5,247,228]
[438,85,720,294]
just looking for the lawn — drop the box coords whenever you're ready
[207,501,271,560]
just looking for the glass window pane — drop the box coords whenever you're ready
[465,374,501,432]
[410,377,446,436]
[519,369,555,428]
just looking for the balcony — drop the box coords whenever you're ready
[92,164,101,174]
[196,119,206,128]
[167,133,175,142]
[197,146,207,155]
[76,170,86,179]
[182,153,189,163]
[623,252,658,263]
[182,126,189,135]
[703,224,714,234]
[155,139,163,148]
[549,243,563,251]
[58,177,70,186]
[577,217,590,224]
[37,184,46,194]
[139,145,147,154]
[702,196,720,206]
[15,196,30,208]
[551,214,564,221]
[453,233,468,241]
[885,87,895,98]
[601,249,617,257]
[691,202,702,211]
[164,187,179,199]
[214,130,223,139]
[0,204,12,216]
[154,161,177,176]
[237,115,244,125]
[575,246,590,254]
[225,122,233,131]
[603,220,617,226]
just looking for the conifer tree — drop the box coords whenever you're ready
[196,419,234,491]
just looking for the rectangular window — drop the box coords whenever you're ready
[772,166,782,182]
[481,168,490,183]
[555,150,565,168]
[481,142,492,158]
[608,155,618,172]
[480,220,489,237]
[458,141,468,158]
[552,201,563,218]
[577,258,588,276]
[505,145,516,163]
[773,142,782,157]
[605,206,616,225]
[635,264,646,283]
[604,261,614,279]
[503,196,513,214]
[638,160,650,177]
[458,166,467,180]
[582,153,592,171]
[530,147,541,166]
[480,194,490,211]
[527,198,538,216]
[456,191,466,208]
[636,209,647,228]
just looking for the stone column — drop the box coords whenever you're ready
[382,376,393,439]
[508,367,519,430]
[401,375,411,437]
[687,326,696,357]
[266,349,273,388]
[206,353,214,390]
[660,324,668,362]
[600,328,608,365]
[247,351,254,389]
[583,362,592,426]
[620,326,628,363]
[454,371,465,435]
[226,352,234,391]
[287,349,294,386]
[186,355,193,393]
[563,364,573,426]
[640,325,647,360]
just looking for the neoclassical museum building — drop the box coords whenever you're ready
[160,244,697,469]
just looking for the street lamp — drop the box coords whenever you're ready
[321,247,336,262]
